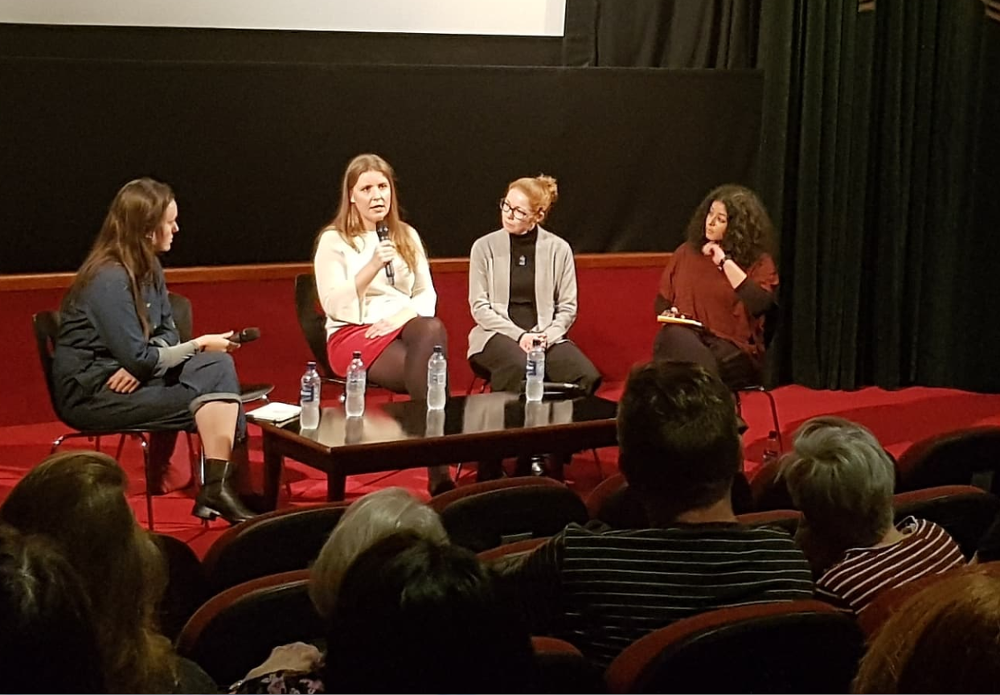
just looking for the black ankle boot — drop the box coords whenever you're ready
[192,458,257,524]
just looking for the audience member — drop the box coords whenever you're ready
[325,532,538,693]
[0,524,106,693]
[0,451,216,693]
[781,416,964,613]
[853,567,1000,693]
[232,487,448,693]
[495,361,814,668]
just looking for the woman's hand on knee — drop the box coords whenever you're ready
[365,307,416,338]
[519,332,547,353]
[195,331,239,353]
[105,367,140,394]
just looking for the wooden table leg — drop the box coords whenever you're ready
[262,436,283,511]
[327,470,347,502]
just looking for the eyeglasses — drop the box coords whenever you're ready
[499,199,531,221]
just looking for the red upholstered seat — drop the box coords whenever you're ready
[896,426,1000,495]
[428,477,588,552]
[892,484,1000,559]
[201,501,352,594]
[605,600,863,694]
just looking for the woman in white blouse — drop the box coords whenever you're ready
[313,153,453,495]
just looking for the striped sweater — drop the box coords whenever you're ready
[502,522,814,668]
[816,516,965,614]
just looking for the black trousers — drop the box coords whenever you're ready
[469,334,602,395]
[652,325,762,388]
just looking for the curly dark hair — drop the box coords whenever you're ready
[685,184,775,268]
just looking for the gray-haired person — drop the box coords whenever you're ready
[781,416,964,614]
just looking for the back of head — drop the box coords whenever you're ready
[309,487,447,618]
[617,361,742,517]
[0,451,172,692]
[854,567,1000,693]
[781,416,895,553]
[0,524,106,693]
[325,532,537,693]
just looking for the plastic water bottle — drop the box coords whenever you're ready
[427,345,447,410]
[525,338,545,402]
[345,351,366,418]
[299,361,321,429]
[761,430,781,467]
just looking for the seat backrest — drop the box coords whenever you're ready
[896,426,1000,495]
[31,310,65,418]
[892,484,1000,559]
[585,473,650,529]
[531,636,604,694]
[167,291,194,343]
[605,599,864,694]
[428,477,589,553]
[176,569,322,687]
[202,502,351,594]
[153,533,209,642]
[294,273,336,378]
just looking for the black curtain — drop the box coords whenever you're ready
[567,0,1000,392]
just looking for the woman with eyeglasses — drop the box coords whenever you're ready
[654,184,778,387]
[468,174,601,401]
[314,153,454,496]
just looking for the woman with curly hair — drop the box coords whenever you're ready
[0,452,216,693]
[653,184,778,387]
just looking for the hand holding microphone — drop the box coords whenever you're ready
[195,327,260,353]
[375,221,396,286]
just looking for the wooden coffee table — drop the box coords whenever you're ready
[251,392,618,507]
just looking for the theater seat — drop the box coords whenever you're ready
[201,501,351,594]
[428,477,589,552]
[896,426,1000,495]
[605,600,863,694]
[176,570,322,688]
[892,484,1000,559]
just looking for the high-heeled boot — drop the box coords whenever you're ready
[191,458,257,524]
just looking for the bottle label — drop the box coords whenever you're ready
[526,359,540,377]
[300,384,315,402]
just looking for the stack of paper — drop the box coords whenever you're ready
[247,401,302,426]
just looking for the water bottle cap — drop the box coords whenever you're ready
[306,361,316,368]
[352,351,362,359]
[532,338,542,347]
[433,345,443,353]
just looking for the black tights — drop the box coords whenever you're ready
[368,316,449,399]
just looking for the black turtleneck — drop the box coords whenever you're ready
[508,227,538,332]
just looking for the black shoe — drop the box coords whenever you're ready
[192,459,257,525]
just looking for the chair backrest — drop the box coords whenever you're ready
[31,310,65,419]
[176,569,322,687]
[605,599,864,694]
[428,477,589,553]
[896,426,1000,495]
[892,484,1000,559]
[294,272,336,378]
[531,636,604,694]
[585,473,650,529]
[153,533,209,642]
[167,291,194,343]
[202,502,351,594]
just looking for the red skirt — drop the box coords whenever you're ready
[326,324,404,376]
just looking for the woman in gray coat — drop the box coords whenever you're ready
[467,174,600,396]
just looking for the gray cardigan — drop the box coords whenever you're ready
[467,226,579,358]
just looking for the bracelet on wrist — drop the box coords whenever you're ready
[718,255,731,270]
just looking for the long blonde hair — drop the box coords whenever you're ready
[318,153,419,272]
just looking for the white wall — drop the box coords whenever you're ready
[0,0,566,36]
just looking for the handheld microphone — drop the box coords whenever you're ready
[230,327,261,344]
[375,221,395,286]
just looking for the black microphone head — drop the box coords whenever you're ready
[237,327,260,343]
[376,221,390,241]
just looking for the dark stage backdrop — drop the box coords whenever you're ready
[0,57,761,273]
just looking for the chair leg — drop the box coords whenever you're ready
[590,448,604,480]
[115,434,127,461]
[762,390,783,449]
[137,433,154,530]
